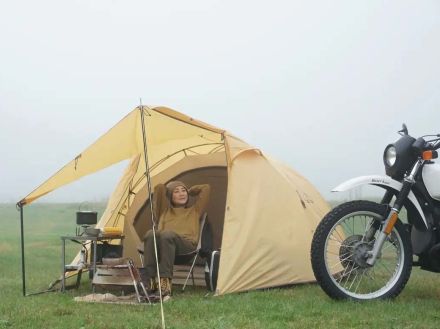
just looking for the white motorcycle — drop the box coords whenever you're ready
[311,124,440,300]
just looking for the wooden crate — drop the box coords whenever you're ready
[173,265,206,287]
[92,266,133,287]
[91,264,207,289]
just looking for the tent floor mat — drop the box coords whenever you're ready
[73,293,158,305]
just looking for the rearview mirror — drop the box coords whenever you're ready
[398,123,408,136]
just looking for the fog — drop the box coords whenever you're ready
[1,1,440,203]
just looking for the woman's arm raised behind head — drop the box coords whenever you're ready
[189,184,211,213]
[153,184,169,224]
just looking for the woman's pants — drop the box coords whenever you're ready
[143,230,196,278]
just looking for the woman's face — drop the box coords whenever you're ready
[171,185,188,207]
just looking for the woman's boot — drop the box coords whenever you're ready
[159,277,172,300]
[145,277,157,294]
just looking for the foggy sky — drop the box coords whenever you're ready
[1,1,440,203]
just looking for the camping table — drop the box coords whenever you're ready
[60,235,124,292]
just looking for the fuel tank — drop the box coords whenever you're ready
[422,161,440,201]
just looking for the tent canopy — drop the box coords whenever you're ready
[19,106,330,295]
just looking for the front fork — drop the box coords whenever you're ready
[366,160,424,266]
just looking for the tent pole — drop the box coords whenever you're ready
[18,203,26,297]
[139,105,166,329]
[16,203,57,297]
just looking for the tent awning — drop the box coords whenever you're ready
[18,106,229,206]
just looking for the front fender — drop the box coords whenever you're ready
[333,175,428,229]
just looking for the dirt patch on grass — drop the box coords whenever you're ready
[0,243,12,253]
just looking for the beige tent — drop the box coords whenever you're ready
[19,106,330,295]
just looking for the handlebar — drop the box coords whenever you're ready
[402,124,440,151]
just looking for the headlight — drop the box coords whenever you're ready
[384,145,397,167]
[384,135,417,179]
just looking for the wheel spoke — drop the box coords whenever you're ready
[381,241,397,253]
[348,269,359,290]
[338,262,359,284]
[328,236,343,244]
[363,217,373,236]
[332,229,345,243]
[328,257,349,270]
[363,268,376,282]
[343,262,359,288]
[328,253,352,270]
[376,259,395,276]
[342,220,354,236]
[354,269,365,293]
[336,261,352,283]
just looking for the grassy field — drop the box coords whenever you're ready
[1,203,440,329]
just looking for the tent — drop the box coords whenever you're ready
[18,106,330,295]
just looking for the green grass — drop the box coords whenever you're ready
[1,203,440,329]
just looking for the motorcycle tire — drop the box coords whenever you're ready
[311,200,412,300]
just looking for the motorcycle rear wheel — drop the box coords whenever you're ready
[311,200,412,300]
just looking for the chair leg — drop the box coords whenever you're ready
[182,253,199,292]
[75,269,83,289]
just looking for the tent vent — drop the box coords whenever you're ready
[74,154,82,170]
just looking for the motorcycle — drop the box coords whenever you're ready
[311,124,440,300]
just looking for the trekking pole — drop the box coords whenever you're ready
[127,259,151,304]
[139,104,166,329]
[127,260,143,303]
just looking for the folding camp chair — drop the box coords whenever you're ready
[175,212,209,291]
[137,212,210,291]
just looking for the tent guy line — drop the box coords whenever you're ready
[139,105,166,329]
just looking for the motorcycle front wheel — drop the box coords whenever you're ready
[311,200,412,300]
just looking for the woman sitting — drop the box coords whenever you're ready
[143,180,210,299]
